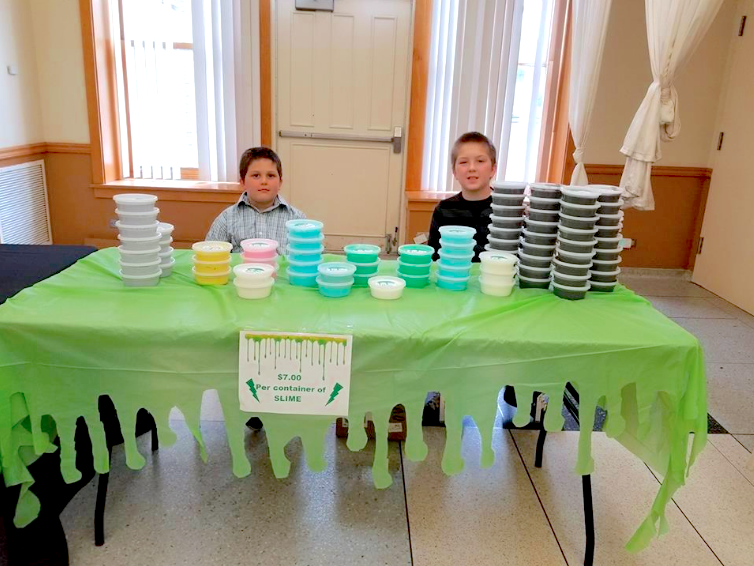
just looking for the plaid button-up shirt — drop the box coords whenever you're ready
[205,192,306,252]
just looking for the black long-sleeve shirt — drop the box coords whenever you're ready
[427,193,492,262]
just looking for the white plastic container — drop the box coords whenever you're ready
[478,250,517,275]
[157,222,174,237]
[159,247,174,261]
[118,246,160,264]
[160,237,174,250]
[113,193,158,213]
[368,276,406,299]
[160,257,176,277]
[233,263,275,282]
[120,258,161,277]
[115,221,159,239]
[118,233,162,251]
[120,270,161,287]
[116,208,160,226]
[234,278,274,299]
[479,275,514,297]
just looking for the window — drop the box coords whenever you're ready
[422,0,559,190]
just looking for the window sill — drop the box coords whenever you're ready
[92,179,243,204]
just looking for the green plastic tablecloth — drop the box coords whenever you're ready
[0,249,706,551]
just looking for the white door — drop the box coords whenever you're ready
[693,1,754,315]
[274,0,412,252]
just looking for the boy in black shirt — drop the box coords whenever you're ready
[427,132,496,260]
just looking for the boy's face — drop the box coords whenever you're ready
[240,158,282,209]
[453,142,497,193]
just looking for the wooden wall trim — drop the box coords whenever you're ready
[0,144,48,161]
[584,164,712,180]
[45,143,92,155]
[92,180,242,204]
[405,0,432,191]
[260,0,272,147]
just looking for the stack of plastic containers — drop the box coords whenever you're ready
[241,238,279,278]
[436,225,475,290]
[518,183,561,289]
[478,251,517,297]
[552,187,600,300]
[397,244,433,288]
[590,185,624,292]
[113,193,162,287]
[344,244,381,287]
[156,222,175,277]
[368,276,406,300]
[286,219,324,287]
[233,263,275,299]
[488,181,526,252]
[317,262,356,298]
[192,241,232,285]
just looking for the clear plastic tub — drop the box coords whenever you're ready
[528,196,561,211]
[518,264,552,280]
[518,274,551,289]
[397,260,431,276]
[492,193,525,207]
[436,273,470,291]
[528,209,560,223]
[589,268,621,283]
[118,233,162,252]
[490,214,525,229]
[397,270,430,288]
[318,262,357,283]
[552,257,592,276]
[479,275,514,297]
[589,185,623,203]
[286,245,323,263]
[589,280,619,292]
[160,237,174,250]
[368,275,406,299]
[518,239,556,258]
[522,228,557,246]
[596,226,622,239]
[553,270,590,287]
[479,250,517,274]
[552,281,590,300]
[487,237,519,252]
[398,244,434,264]
[157,222,174,237]
[317,276,354,298]
[287,257,322,274]
[596,212,624,227]
[287,267,318,287]
[192,241,232,261]
[286,219,324,237]
[560,187,600,205]
[118,246,160,264]
[438,225,476,244]
[113,193,158,213]
[488,224,522,239]
[491,181,527,194]
[559,200,601,218]
[437,261,472,279]
[595,234,623,250]
[437,248,474,265]
[555,248,596,265]
[518,250,552,268]
[524,218,559,234]
[193,267,230,285]
[344,243,381,263]
[288,233,325,251]
[235,278,275,299]
[440,238,475,253]
[491,204,526,217]
[528,183,562,199]
[159,257,176,277]
[158,247,173,262]
[349,259,380,275]
[115,221,159,239]
[592,257,622,272]
[233,263,275,282]
[557,225,599,242]
[598,200,624,215]
[116,208,160,226]
[240,238,279,258]
[120,258,161,277]
[557,237,597,254]
[120,270,161,287]
[558,212,599,230]
[193,257,231,274]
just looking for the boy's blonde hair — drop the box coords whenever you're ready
[450,132,497,169]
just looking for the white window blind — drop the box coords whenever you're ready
[423,0,554,190]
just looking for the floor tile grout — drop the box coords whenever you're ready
[508,430,571,566]
[643,463,726,566]
[707,436,754,490]
[398,441,415,566]
[732,435,753,453]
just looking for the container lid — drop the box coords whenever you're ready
[558,211,599,222]
[592,257,623,266]
[118,232,162,243]
[344,243,381,255]
[436,261,471,272]
[158,247,174,257]
[286,266,317,277]
[233,263,275,278]
[491,203,525,212]
[521,227,557,240]
[289,233,325,243]
[286,245,324,255]
[318,262,357,277]
[349,258,380,268]
[552,281,590,292]
[518,273,552,283]
[435,272,471,283]
[240,238,279,251]
[437,248,474,259]
[488,235,518,246]
[286,219,324,232]
[397,270,431,280]
[399,244,434,256]
[119,258,161,268]
[160,257,176,267]
[193,256,232,266]
[556,236,598,247]
[119,270,162,280]
[595,234,624,244]
[590,280,619,287]
[528,195,560,205]
[558,199,600,211]
[594,246,623,254]
[118,245,161,255]
[516,264,551,273]
[191,266,231,277]
[491,181,527,190]
[192,241,233,254]
[440,238,475,249]
[524,217,559,228]
[553,257,593,270]
[517,250,551,263]
[439,225,476,239]
[557,225,598,235]
[555,246,597,259]
[316,275,354,288]
[288,257,323,267]
[115,220,158,231]
[478,250,517,266]
[114,193,158,206]
[157,222,174,234]
[487,223,521,233]
[233,277,275,289]
[115,207,160,217]
[589,185,622,197]
[528,182,561,190]
[598,199,625,208]
[589,267,621,277]
[552,270,590,281]
[368,275,406,290]
[518,237,555,250]
[478,274,515,286]
[560,186,600,200]
[596,211,625,221]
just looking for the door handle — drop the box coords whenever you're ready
[392,127,402,154]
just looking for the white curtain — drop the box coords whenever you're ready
[192,0,261,182]
[423,0,526,191]
[620,0,724,210]
[568,0,613,186]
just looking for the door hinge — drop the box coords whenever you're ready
[717,132,725,151]
[739,15,747,36]
[698,237,705,255]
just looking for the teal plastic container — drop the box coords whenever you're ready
[316,276,354,298]
[286,245,323,263]
[350,259,380,275]
[397,260,431,276]
[288,234,325,251]
[286,219,324,238]
[436,273,470,291]
[397,270,430,288]
[438,225,475,244]
[398,244,434,265]
[439,238,475,253]
[287,257,321,274]
[353,273,375,287]
[437,248,474,266]
[317,262,357,283]
[437,260,471,279]
[344,244,380,264]
[286,267,318,287]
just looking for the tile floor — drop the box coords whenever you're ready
[56,274,754,565]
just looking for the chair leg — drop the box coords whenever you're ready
[94,446,112,547]
[534,427,547,468]
[151,418,159,452]
[583,474,595,566]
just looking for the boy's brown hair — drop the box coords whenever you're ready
[450,132,497,169]
[239,146,283,180]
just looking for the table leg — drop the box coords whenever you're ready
[583,474,594,566]
[94,446,112,546]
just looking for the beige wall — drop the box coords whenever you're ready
[30,0,90,143]
[584,0,738,167]
[0,0,44,148]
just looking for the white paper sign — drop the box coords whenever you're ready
[238,331,352,416]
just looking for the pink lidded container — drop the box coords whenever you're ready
[240,238,279,260]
